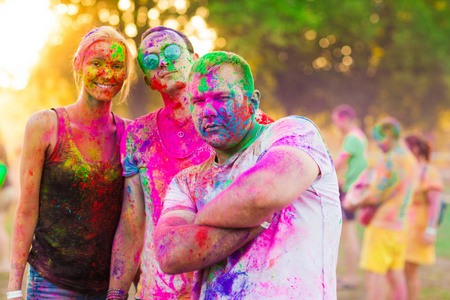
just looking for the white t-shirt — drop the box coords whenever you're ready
[162,116,341,300]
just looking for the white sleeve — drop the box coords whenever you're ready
[162,171,197,215]
[260,116,334,180]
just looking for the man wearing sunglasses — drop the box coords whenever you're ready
[107,27,214,300]
[154,51,341,299]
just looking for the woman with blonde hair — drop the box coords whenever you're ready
[7,26,133,300]
[404,135,444,300]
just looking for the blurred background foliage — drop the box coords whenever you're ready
[0,0,449,160]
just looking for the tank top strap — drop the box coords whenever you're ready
[53,107,72,138]
[112,112,125,145]
[46,107,71,162]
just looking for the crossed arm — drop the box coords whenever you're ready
[154,145,319,274]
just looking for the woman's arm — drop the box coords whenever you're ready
[422,189,442,245]
[8,111,56,297]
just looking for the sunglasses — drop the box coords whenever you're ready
[142,44,182,70]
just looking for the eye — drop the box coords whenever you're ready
[192,98,205,104]
[217,95,230,101]
[91,61,100,67]
[164,44,182,60]
[142,54,159,70]
[113,64,124,70]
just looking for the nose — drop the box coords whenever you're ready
[100,66,113,78]
[203,101,218,118]
[159,55,172,68]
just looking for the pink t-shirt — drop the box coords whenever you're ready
[121,108,213,299]
[163,116,341,300]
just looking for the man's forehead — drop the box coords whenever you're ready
[193,65,243,85]
[140,30,183,50]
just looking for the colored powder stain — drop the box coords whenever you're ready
[29,170,33,176]
[111,43,125,61]
[199,77,209,93]
[209,271,247,298]
[194,229,208,248]
[388,171,399,188]
[372,125,386,141]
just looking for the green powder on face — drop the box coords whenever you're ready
[111,43,125,61]
[199,77,209,93]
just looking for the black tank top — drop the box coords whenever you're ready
[28,107,125,294]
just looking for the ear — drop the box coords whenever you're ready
[143,75,156,90]
[249,90,261,114]
[192,52,200,62]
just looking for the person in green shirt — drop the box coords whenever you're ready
[332,104,368,289]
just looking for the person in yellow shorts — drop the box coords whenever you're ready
[404,135,444,300]
[344,117,418,300]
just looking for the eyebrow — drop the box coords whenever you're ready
[142,43,181,56]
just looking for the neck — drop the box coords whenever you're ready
[418,156,427,164]
[386,140,399,153]
[73,91,113,127]
[343,122,357,134]
[216,120,263,164]
[161,89,191,121]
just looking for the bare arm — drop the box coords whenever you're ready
[194,146,319,228]
[8,111,56,296]
[154,211,265,275]
[109,174,146,293]
[427,190,442,228]
[422,189,442,245]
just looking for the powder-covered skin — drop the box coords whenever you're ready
[82,41,126,102]
[367,144,418,231]
[163,116,342,300]
[120,110,213,299]
[28,108,125,294]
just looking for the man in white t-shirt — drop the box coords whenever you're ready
[154,51,341,299]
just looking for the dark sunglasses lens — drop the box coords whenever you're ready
[164,44,181,60]
[143,54,159,70]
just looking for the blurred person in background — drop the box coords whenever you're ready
[7,26,133,300]
[332,104,368,289]
[404,135,444,300]
[344,117,417,300]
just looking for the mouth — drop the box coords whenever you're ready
[159,71,176,78]
[95,83,116,89]
[203,123,222,132]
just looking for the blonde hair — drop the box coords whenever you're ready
[73,26,134,103]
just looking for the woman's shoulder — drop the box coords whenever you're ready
[26,109,58,133]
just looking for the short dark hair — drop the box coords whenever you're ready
[138,26,194,73]
[189,51,254,95]
[405,135,431,161]
[373,117,402,140]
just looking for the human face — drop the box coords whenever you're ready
[139,31,195,93]
[373,126,392,153]
[189,64,255,150]
[82,40,126,101]
[332,113,346,131]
